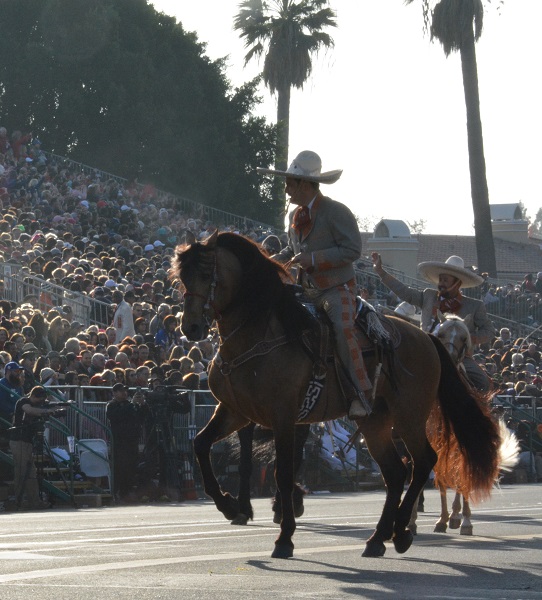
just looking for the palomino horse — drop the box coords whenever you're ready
[176,231,502,559]
[409,313,518,536]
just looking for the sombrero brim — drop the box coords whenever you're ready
[257,167,342,184]
[418,261,484,288]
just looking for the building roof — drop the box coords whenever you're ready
[373,219,411,238]
[490,203,525,221]
[361,232,542,282]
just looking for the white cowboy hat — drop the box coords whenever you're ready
[417,255,484,288]
[257,150,342,184]
[393,301,421,323]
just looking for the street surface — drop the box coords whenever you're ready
[0,484,541,600]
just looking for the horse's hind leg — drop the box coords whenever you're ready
[231,423,256,525]
[362,422,408,558]
[449,491,462,530]
[393,437,437,554]
[434,484,450,533]
[193,405,249,521]
[459,497,473,535]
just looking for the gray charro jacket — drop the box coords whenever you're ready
[379,271,495,346]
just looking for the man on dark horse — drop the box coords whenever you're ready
[258,151,372,418]
[372,252,494,392]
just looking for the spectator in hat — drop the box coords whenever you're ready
[106,383,146,502]
[40,367,59,387]
[20,351,39,394]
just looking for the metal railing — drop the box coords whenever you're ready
[0,266,112,329]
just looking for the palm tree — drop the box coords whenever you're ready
[407,0,497,276]
[234,0,337,199]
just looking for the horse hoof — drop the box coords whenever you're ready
[409,523,417,536]
[362,540,386,558]
[231,513,249,526]
[271,543,293,559]
[449,517,461,529]
[294,504,304,519]
[434,523,447,533]
[393,529,414,554]
[460,525,473,536]
[272,511,281,524]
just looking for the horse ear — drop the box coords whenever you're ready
[437,309,445,323]
[463,314,474,329]
[205,229,218,248]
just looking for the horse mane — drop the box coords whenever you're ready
[176,232,314,338]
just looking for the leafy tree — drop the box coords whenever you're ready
[406,0,497,276]
[234,0,337,202]
[0,0,279,224]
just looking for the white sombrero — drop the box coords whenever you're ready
[394,301,421,323]
[417,255,484,289]
[257,150,342,184]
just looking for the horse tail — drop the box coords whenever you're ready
[496,418,520,473]
[428,335,502,502]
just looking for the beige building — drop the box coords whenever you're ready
[361,203,541,284]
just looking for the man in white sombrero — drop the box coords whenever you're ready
[372,252,494,391]
[258,151,372,418]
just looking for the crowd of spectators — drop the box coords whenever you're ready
[0,126,284,408]
[0,126,540,503]
[0,126,287,505]
[480,272,542,327]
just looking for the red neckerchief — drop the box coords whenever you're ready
[437,292,463,315]
[292,206,310,230]
[292,196,321,237]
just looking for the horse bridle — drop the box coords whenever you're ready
[440,326,468,366]
[183,253,222,326]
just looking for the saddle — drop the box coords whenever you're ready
[294,288,398,419]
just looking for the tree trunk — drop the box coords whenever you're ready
[274,84,291,206]
[460,30,497,277]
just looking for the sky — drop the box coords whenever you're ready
[149,0,542,236]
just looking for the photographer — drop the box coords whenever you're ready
[9,386,61,509]
[106,383,147,503]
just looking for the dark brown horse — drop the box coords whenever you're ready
[175,231,502,559]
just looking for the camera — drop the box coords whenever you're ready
[43,402,69,419]
[143,385,191,420]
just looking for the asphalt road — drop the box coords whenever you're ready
[0,484,541,600]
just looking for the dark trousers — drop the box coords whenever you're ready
[112,439,139,498]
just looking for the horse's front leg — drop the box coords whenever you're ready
[231,422,256,525]
[271,424,297,559]
[273,424,310,523]
[193,404,249,521]
[434,484,450,533]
